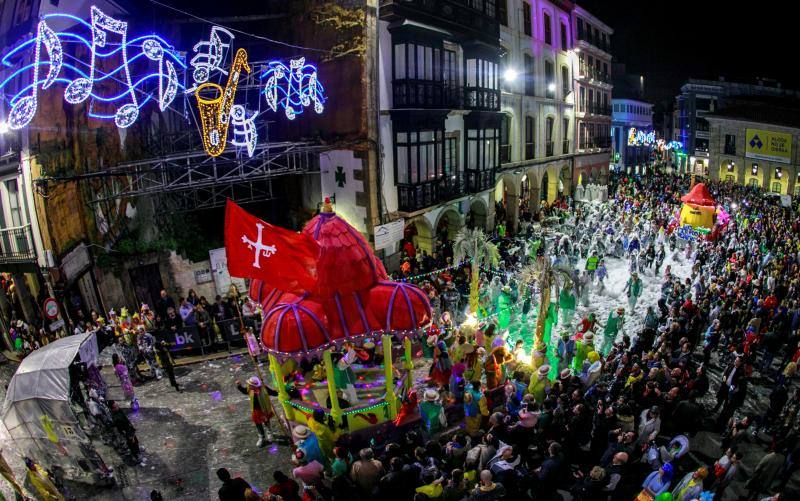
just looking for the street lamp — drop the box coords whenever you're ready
[503,68,518,82]
[547,82,556,92]
[0,122,8,134]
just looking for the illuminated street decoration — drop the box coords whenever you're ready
[627,128,683,151]
[261,57,325,120]
[0,5,184,130]
[187,26,235,93]
[0,6,326,158]
[196,48,251,157]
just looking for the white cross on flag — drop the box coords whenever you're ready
[224,200,319,294]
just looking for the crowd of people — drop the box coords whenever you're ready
[223,172,800,501]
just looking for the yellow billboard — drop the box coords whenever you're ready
[745,129,792,164]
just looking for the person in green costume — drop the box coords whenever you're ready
[602,308,625,357]
[558,287,576,327]
[585,251,599,281]
[572,332,594,372]
[496,285,514,330]
[624,272,643,311]
[418,389,446,436]
[527,364,551,404]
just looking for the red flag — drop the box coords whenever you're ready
[224,200,319,294]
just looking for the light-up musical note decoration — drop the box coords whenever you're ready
[187,26,235,93]
[230,105,257,157]
[261,57,326,120]
[0,4,185,130]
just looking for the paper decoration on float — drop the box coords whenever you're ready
[0,5,184,130]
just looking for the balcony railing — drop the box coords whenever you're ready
[463,87,500,111]
[393,79,444,108]
[0,225,36,265]
[379,0,500,40]
[580,137,612,149]
[577,33,611,53]
[578,65,610,83]
[545,141,554,157]
[397,173,466,212]
[466,169,495,193]
[724,146,736,155]
[584,103,612,116]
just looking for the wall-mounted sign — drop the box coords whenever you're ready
[43,297,60,320]
[374,219,405,252]
[746,128,791,164]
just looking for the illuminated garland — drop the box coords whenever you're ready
[284,399,389,417]
[1,5,184,130]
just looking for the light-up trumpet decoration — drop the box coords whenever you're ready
[195,48,250,157]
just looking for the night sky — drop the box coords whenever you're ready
[577,0,798,104]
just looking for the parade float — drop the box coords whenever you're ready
[1,332,112,485]
[678,182,716,233]
[246,200,431,435]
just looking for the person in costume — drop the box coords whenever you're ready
[602,308,625,357]
[422,326,439,359]
[430,337,453,388]
[23,457,64,501]
[671,466,707,501]
[112,353,138,409]
[558,287,577,327]
[585,251,599,281]
[625,272,643,312]
[556,331,575,373]
[333,341,359,403]
[496,286,514,331]
[527,365,551,403]
[463,381,488,436]
[293,425,326,467]
[235,376,278,447]
[572,333,594,372]
[596,259,608,286]
[576,313,598,339]
[419,389,447,436]
[485,346,512,389]
[136,326,160,380]
[307,408,339,466]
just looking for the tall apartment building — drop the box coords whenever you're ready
[675,77,800,176]
[495,0,576,232]
[378,0,503,255]
[570,5,613,186]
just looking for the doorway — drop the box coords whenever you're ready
[129,263,164,310]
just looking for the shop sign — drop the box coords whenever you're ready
[373,219,404,251]
[61,244,91,282]
[746,128,792,164]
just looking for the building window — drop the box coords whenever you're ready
[395,129,444,185]
[726,175,735,182]
[751,163,759,175]
[724,134,736,155]
[544,60,555,99]
[466,127,499,191]
[749,178,759,188]
[500,50,510,92]
[522,2,532,36]
[562,118,570,154]
[500,114,511,163]
[525,116,535,159]
[393,41,442,107]
[561,65,569,98]
[465,56,498,109]
[772,181,782,193]
[577,18,585,40]
[6,180,23,227]
[498,0,508,26]
[579,87,585,112]
[443,49,458,106]
[545,116,554,156]
[543,12,552,45]
[444,136,459,179]
[523,54,534,96]
[560,22,568,50]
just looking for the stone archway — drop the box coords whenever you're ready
[468,198,488,231]
[523,168,541,217]
[589,169,599,184]
[404,216,435,255]
[559,164,572,197]
[435,207,463,246]
[494,173,520,233]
